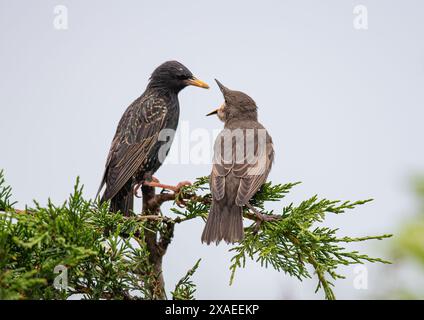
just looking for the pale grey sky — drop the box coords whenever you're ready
[1,0,423,299]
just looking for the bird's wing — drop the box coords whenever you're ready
[210,130,233,201]
[210,168,226,201]
[100,94,169,200]
[211,127,274,205]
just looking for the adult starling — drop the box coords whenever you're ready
[97,61,209,215]
[201,80,275,245]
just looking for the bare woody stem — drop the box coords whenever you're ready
[140,185,173,300]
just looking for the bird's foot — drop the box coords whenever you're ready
[253,213,280,233]
[174,181,192,192]
[133,177,161,198]
[246,203,280,233]
[173,181,192,208]
[142,180,192,207]
[142,180,191,193]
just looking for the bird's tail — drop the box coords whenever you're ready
[201,202,244,245]
[101,181,134,216]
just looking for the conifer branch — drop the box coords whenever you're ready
[0,170,391,300]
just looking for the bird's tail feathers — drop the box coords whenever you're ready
[201,202,244,245]
[109,191,133,216]
[103,181,134,216]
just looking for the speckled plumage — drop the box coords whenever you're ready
[97,61,207,215]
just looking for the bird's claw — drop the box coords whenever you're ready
[174,181,192,207]
[142,179,190,193]
[246,203,280,233]
[133,182,143,198]
[175,199,186,208]
[252,212,280,234]
[139,179,192,207]
[174,181,192,193]
[134,176,161,198]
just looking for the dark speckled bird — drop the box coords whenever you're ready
[201,80,275,245]
[97,61,209,215]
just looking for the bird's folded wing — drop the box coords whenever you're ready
[210,167,226,201]
[211,128,274,206]
[101,96,168,200]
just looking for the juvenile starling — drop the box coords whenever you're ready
[201,80,275,245]
[97,61,209,215]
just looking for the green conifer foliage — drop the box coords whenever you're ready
[0,170,391,300]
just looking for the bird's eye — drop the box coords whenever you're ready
[177,74,189,80]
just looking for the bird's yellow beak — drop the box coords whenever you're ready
[206,109,218,116]
[185,77,210,89]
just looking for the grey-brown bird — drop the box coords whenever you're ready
[201,80,275,245]
[97,61,209,215]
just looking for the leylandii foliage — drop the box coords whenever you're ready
[0,170,391,300]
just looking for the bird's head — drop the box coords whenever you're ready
[207,79,257,122]
[149,60,209,92]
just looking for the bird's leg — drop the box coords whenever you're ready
[134,177,161,198]
[142,180,191,193]
[245,203,280,233]
[142,180,192,207]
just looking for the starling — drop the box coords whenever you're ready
[201,80,275,245]
[97,61,209,215]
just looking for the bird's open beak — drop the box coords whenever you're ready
[206,109,218,116]
[185,77,210,89]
